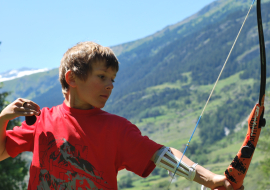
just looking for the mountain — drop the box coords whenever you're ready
[0,0,270,189]
[105,0,270,119]
[1,0,269,111]
[1,0,269,143]
[0,0,269,143]
[0,68,50,82]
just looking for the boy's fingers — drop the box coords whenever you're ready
[21,112,37,116]
[238,186,244,190]
[18,98,40,111]
[22,103,37,111]
[224,180,234,190]
[13,110,36,116]
[15,98,29,108]
[16,107,40,115]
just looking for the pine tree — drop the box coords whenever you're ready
[0,41,28,189]
[0,90,28,190]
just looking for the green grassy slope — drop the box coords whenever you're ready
[116,73,270,189]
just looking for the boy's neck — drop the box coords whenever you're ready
[64,94,94,110]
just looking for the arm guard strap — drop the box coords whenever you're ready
[154,147,198,181]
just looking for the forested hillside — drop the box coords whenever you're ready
[105,0,270,118]
[0,0,270,189]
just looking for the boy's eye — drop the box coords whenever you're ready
[98,75,115,83]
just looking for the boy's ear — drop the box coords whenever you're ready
[65,70,77,88]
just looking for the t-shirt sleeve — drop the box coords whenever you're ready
[5,120,36,158]
[118,120,163,178]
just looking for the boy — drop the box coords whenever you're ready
[0,42,243,190]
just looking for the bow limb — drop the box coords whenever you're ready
[214,0,266,189]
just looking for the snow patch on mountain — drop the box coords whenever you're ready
[0,68,49,82]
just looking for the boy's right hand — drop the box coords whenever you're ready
[0,98,40,122]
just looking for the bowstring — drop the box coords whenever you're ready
[167,1,256,189]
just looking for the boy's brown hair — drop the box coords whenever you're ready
[59,41,119,96]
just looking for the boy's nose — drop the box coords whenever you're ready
[106,81,114,90]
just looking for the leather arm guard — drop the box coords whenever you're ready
[153,147,198,181]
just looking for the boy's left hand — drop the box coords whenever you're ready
[211,175,244,190]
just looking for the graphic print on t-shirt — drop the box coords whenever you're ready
[36,132,112,190]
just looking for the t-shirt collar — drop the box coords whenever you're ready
[62,101,101,115]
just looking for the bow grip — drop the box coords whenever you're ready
[213,104,264,190]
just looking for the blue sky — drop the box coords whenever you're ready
[0,0,215,72]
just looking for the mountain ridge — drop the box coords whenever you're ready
[110,0,259,57]
[0,68,50,82]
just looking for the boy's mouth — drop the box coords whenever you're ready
[100,95,109,99]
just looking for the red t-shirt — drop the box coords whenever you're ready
[6,102,162,190]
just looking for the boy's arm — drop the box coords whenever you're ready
[0,116,9,161]
[0,98,40,161]
[151,147,243,190]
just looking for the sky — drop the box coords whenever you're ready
[0,0,215,73]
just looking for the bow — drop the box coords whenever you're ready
[215,0,266,189]
[168,0,267,189]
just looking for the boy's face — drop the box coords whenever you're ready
[72,60,117,109]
